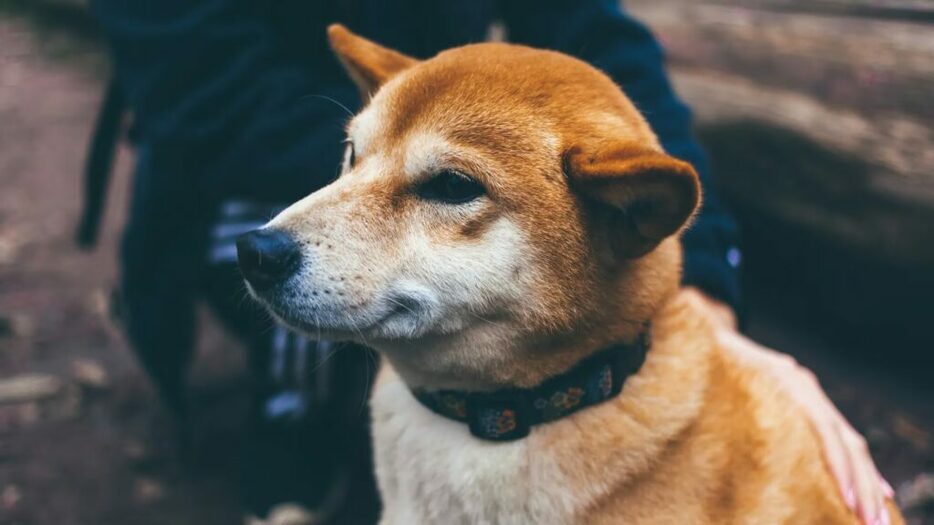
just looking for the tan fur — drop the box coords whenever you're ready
[252,25,903,524]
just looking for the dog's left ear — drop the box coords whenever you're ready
[327,24,419,99]
[565,143,701,259]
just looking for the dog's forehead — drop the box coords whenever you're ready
[348,82,557,176]
[343,42,642,187]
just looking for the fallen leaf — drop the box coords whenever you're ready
[71,358,109,391]
[0,374,62,405]
[1,484,22,511]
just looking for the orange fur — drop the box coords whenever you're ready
[262,25,903,524]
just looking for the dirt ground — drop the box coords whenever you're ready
[0,13,931,525]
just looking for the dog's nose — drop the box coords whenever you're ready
[236,229,301,291]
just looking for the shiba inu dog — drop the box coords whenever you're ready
[236,24,902,525]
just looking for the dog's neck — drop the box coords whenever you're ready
[375,297,676,394]
[374,288,716,459]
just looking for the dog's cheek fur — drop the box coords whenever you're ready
[407,211,532,328]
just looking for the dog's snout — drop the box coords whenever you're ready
[236,229,301,291]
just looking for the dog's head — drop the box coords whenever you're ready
[238,25,700,389]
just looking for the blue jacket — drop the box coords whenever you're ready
[90,0,741,379]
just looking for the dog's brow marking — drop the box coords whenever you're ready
[404,132,452,179]
[350,103,382,155]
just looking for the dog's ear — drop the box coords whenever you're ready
[565,143,701,259]
[327,24,419,99]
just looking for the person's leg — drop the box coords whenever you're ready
[119,147,207,422]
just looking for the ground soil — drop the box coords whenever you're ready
[0,13,930,525]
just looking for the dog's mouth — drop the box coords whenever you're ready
[250,292,376,337]
[248,283,434,342]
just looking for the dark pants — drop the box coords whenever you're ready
[120,149,378,518]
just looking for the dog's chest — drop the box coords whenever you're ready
[370,379,585,525]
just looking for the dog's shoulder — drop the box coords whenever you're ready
[696,333,861,524]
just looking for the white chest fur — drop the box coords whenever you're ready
[370,377,587,525]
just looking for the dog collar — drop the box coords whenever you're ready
[412,328,651,442]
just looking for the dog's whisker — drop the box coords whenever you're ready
[366,348,379,401]
[346,322,375,415]
[467,311,497,327]
[314,310,322,343]
[307,341,338,376]
[298,93,355,119]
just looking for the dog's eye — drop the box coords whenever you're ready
[417,170,485,204]
[342,140,355,169]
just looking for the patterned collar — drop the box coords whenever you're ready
[412,329,651,442]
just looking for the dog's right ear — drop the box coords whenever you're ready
[327,24,419,100]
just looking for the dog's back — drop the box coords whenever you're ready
[582,293,901,524]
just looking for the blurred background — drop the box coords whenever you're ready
[0,0,931,523]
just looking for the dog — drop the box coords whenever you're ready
[236,24,903,525]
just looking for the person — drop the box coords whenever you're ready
[82,1,891,523]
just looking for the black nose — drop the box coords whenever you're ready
[236,229,301,291]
